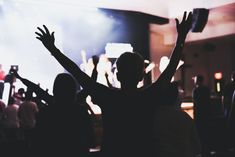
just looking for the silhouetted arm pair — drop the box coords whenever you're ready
[77,55,99,100]
[152,12,192,90]
[77,55,99,117]
[35,26,95,92]
[12,70,52,104]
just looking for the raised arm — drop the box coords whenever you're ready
[105,72,114,88]
[153,12,192,89]
[77,55,99,105]
[35,25,94,90]
[12,70,52,104]
[91,55,99,82]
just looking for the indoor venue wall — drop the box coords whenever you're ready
[150,29,235,97]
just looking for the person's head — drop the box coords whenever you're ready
[194,75,204,86]
[53,73,77,104]
[18,88,25,96]
[14,88,25,100]
[116,52,145,89]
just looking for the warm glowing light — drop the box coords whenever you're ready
[214,72,222,80]
[177,60,184,69]
[216,82,221,92]
[145,62,155,73]
[159,56,169,73]
[181,102,194,119]
[181,102,194,108]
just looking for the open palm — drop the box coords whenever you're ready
[35,25,56,52]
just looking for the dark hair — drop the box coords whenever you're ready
[53,73,77,103]
[116,52,145,83]
[18,88,25,94]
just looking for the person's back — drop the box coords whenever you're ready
[86,52,155,156]
[154,83,201,157]
[18,90,38,129]
[97,88,157,156]
[2,97,19,144]
[155,107,201,157]
[192,75,211,156]
[35,12,192,157]
[36,101,92,156]
[32,73,91,157]
[223,71,235,119]
[3,97,19,129]
[13,72,94,157]
[228,90,235,149]
[192,75,210,121]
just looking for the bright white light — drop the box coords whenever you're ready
[181,102,193,108]
[159,56,184,82]
[178,60,184,69]
[85,9,106,26]
[0,1,64,94]
[145,62,155,73]
[216,82,221,92]
[86,95,102,114]
[2,83,10,106]
[159,56,184,73]
[159,56,169,73]
[105,43,133,58]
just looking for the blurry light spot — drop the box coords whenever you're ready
[214,72,222,80]
[105,43,133,58]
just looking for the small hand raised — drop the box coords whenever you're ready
[35,25,56,52]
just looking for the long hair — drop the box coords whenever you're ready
[53,73,77,103]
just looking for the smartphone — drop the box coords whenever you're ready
[10,65,18,74]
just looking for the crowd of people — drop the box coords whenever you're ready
[0,11,234,157]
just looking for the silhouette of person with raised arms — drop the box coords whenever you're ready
[12,70,93,157]
[35,12,192,157]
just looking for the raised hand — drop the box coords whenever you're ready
[35,25,56,53]
[92,55,99,67]
[153,11,192,90]
[175,11,193,43]
[10,69,21,79]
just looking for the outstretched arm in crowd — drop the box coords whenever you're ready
[12,70,52,104]
[77,55,99,117]
[153,11,192,90]
[105,72,113,88]
[35,25,95,91]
